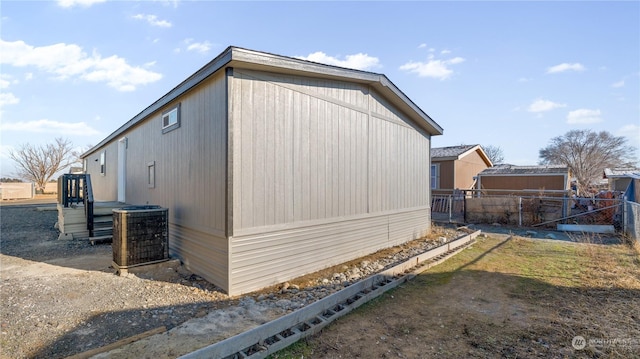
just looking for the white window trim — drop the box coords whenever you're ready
[162,103,181,133]
[431,163,440,190]
[147,161,155,188]
[100,150,106,176]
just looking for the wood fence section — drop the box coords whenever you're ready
[466,197,564,226]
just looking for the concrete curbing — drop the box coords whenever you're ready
[179,230,480,359]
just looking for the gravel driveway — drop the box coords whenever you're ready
[1,203,473,358]
[0,204,238,358]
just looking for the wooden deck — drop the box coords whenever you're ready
[57,201,126,240]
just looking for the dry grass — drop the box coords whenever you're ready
[271,233,640,358]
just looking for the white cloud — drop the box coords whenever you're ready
[296,52,381,71]
[57,0,106,8]
[440,49,451,54]
[546,63,586,74]
[0,39,162,91]
[0,119,100,136]
[527,99,566,113]
[186,41,212,54]
[132,14,172,28]
[611,80,625,88]
[0,75,11,89]
[566,108,602,124]
[24,73,33,80]
[180,38,213,54]
[518,77,532,82]
[399,54,465,80]
[418,43,427,49]
[155,0,180,8]
[0,93,19,107]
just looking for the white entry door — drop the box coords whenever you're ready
[117,137,127,203]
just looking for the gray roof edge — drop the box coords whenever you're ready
[83,46,443,157]
[377,76,443,136]
[231,47,381,83]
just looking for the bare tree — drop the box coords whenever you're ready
[9,138,75,193]
[70,143,93,167]
[483,144,504,165]
[539,129,637,195]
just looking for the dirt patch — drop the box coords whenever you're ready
[273,235,640,358]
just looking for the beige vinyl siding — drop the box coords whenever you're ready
[232,69,370,229]
[228,68,431,295]
[123,73,226,232]
[454,151,489,190]
[170,222,228,290]
[368,117,429,212]
[231,69,430,229]
[229,207,430,294]
[85,72,229,291]
[85,142,119,201]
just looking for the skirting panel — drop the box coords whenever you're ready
[169,222,230,292]
[229,208,431,295]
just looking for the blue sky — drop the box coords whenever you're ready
[1,0,638,177]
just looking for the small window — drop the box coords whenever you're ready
[100,151,106,175]
[147,161,155,188]
[431,164,439,189]
[162,103,181,133]
[83,159,87,173]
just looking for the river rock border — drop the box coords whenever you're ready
[180,230,481,359]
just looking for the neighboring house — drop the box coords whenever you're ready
[430,144,492,195]
[81,46,444,295]
[476,164,571,196]
[604,168,640,202]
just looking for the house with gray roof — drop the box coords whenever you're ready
[80,46,443,295]
[604,168,640,201]
[431,144,492,195]
[476,164,571,196]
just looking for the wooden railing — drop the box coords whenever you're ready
[58,174,95,236]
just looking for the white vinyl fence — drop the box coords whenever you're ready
[0,183,35,200]
[0,182,58,200]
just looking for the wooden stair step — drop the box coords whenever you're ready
[90,235,112,245]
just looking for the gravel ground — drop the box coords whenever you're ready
[0,203,474,359]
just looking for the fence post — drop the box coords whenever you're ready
[448,195,452,223]
[518,197,522,227]
[622,196,627,236]
[463,192,467,223]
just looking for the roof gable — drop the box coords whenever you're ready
[431,144,492,166]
